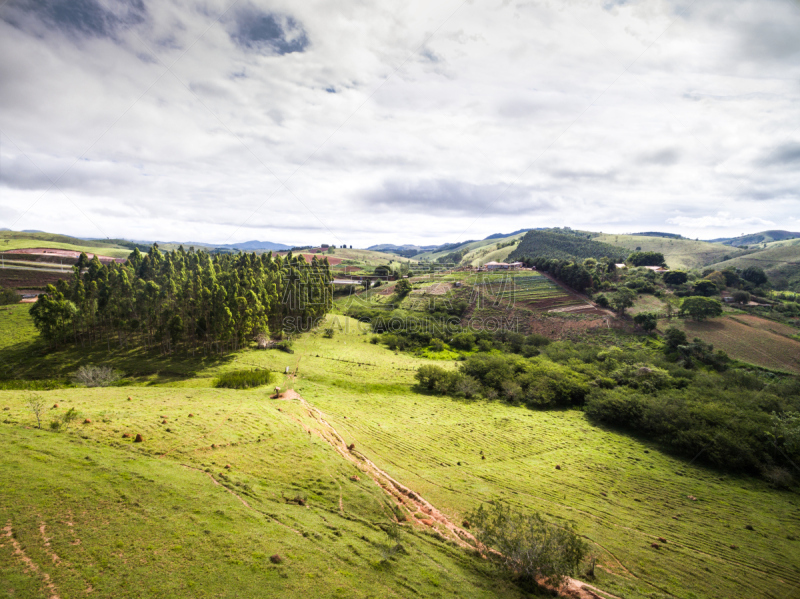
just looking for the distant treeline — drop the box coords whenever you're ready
[509,230,626,264]
[30,246,332,353]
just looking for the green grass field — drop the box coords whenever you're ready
[2,308,799,599]
[415,233,527,263]
[594,235,742,271]
[0,231,131,259]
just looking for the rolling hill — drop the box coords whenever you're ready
[415,231,529,262]
[706,242,800,290]
[509,230,627,263]
[709,230,800,248]
[593,233,743,270]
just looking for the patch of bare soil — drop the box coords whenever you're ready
[2,248,125,263]
[3,521,61,599]
[286,392,622,599]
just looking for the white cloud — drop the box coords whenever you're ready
[0,0,798,246]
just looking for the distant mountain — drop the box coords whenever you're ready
[367,243,439,252]
[210,240,293,251]
[707,230,800,247]
[96,239,294,252]
[483,228,530,240]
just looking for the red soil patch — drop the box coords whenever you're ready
[2,248,125,263]
[288,253,343,266]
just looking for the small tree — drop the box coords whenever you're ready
[692,280,718,297]
[27,394,45,429]
[663,270,688,286]
[742,266,768,286]
[633,312,658,332]
[731,290,751,304]
[467,502,587,588]
[610,288,636,315]
[395,279,413,296]
[680,297,723,321]
[663,326,687,351]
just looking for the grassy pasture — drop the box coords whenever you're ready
[2,309,800,599]
[594,235,742,270]
[664,315,800,374]
[415,233,527,262]
[0,231,130,259]
[0,392,519,599]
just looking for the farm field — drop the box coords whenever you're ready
[0,267,69,291]
[0,231,130,259]
[594,234,742,270]
[627,295,667,316]
[665,314,800,374]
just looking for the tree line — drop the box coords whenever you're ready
[30,246,333,354]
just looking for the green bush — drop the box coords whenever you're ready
[0,286,20,305]
[467,502,587,588]
[214,370,273,389]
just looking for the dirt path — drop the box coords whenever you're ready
[3,521,61,599]
[282,389,622,599]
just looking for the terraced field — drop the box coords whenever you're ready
[472,273,583,310]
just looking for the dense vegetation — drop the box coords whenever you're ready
[508,229,626,264]
[0,284,20,305]
[29,246,332,353]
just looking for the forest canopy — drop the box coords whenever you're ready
[30,246,332,353]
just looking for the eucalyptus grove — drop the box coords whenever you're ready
[30,245,332,354]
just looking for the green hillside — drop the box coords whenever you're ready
[706,243,800,291]
[0,230,131,259]
[713,230,800,248]
[1,307,799,599]
[415,231,527,262]
[593,234,742,270]
[509,230,626,263]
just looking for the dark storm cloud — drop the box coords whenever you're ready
[363,179,550,215]
[757,142,800,168]
[230,5,309,55]
[1,0,146,39]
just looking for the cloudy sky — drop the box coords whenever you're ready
[1,0,799,247]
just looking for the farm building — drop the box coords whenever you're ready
[642,266,669,273]
[485,261,523,270]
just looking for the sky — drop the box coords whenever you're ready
[1,0,799,248]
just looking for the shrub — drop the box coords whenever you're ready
[664,326,687,351]
[415,365,450,390]
[275,340,294,353]
[214,370,273,389]
[467,502,587,588]
[663,270,688,285]
[731,290,751,304]
[322,327,335,338]
[450,332,475,351]
[0,286,20,305]
[453,375,482,399]
[73,365,121,388]
[633,312,658,332]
